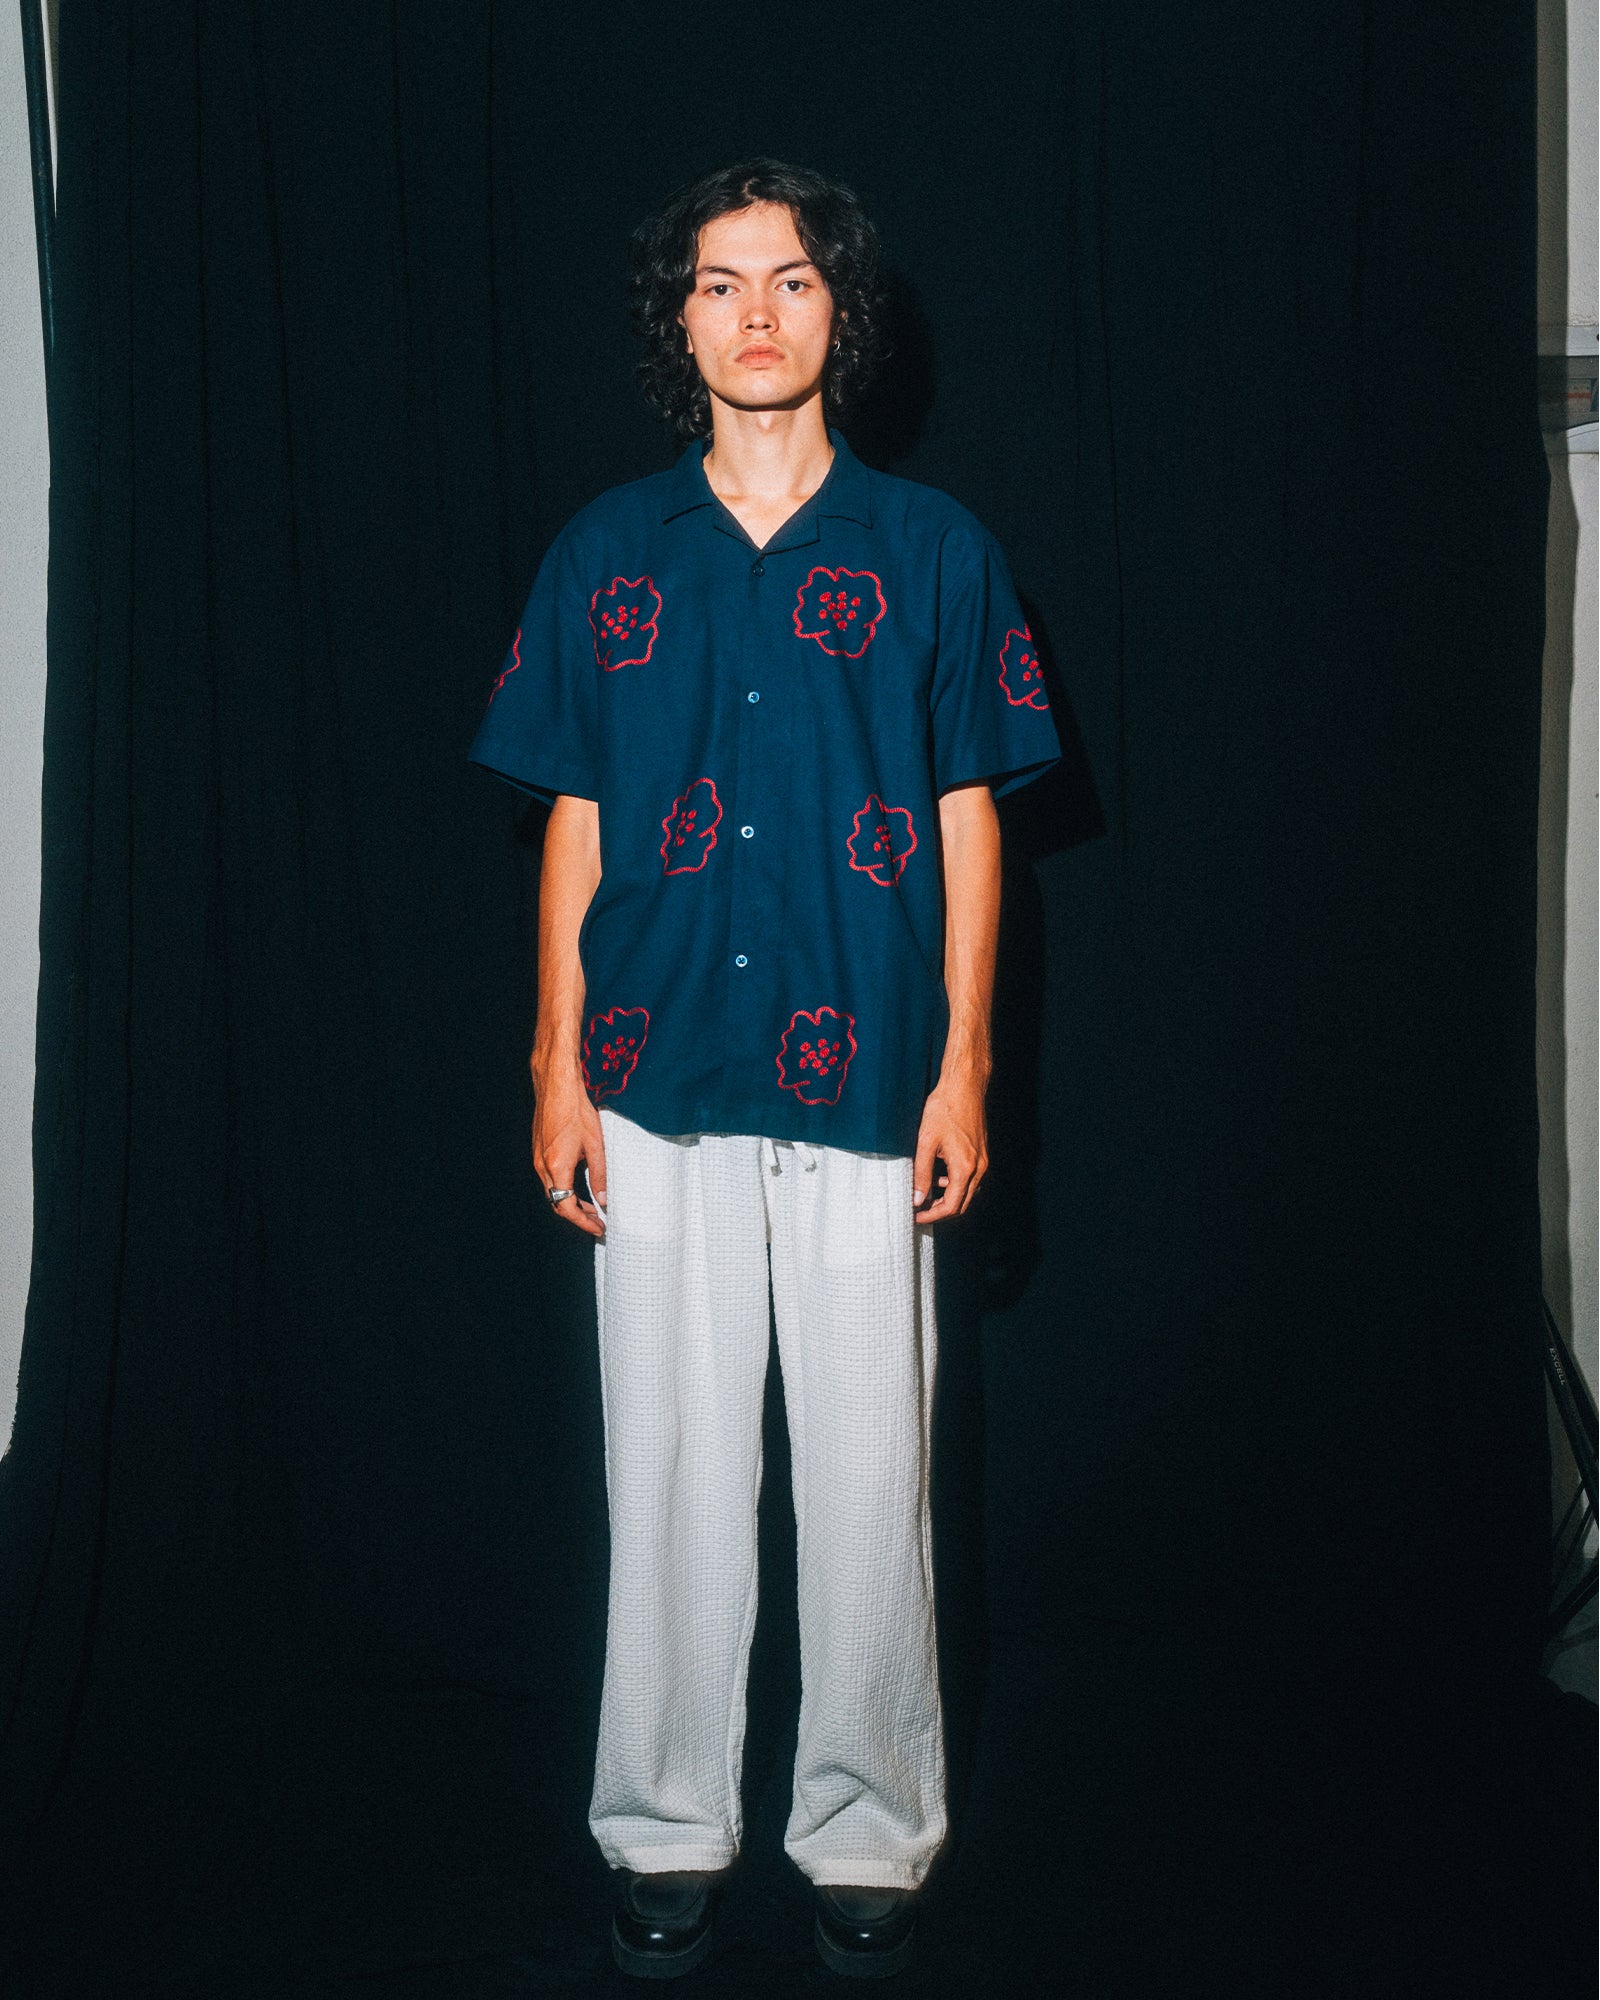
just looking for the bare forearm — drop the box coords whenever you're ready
[937,783,1001,1084]
[532,795,601,1081]
[527,794,607,1240]
[911,782,1001,1221]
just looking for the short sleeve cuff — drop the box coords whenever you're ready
[468,737,598,807]
[935,751,1060,801]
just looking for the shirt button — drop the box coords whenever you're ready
[735,954,749,967]
[740,824,754,838]
[751,560,765,577]
[747,690,760,703]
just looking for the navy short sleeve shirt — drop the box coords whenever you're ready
[468,429,1061,1156]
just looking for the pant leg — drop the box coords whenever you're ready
[766,1138,947,1889]
[587,1107,771,1873]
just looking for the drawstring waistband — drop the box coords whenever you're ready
[761,1134,818,1174]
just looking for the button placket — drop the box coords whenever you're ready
[725,544,788,1082]
[727,557,761,1023]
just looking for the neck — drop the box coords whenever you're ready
[701,397,834,500]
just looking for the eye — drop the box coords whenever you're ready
[780,279,810,292]
[706,283,734,296]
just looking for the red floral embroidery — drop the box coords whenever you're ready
[998,626,1048,709]
[846,794,917,886]
[775,1007,858,1107]
[589,576,662,671]
[661,777,722,874]
[582,1005,649,1101]
[487,626,521,705]
[793,567,887,659]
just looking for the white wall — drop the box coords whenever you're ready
[1539,454,1597,1387]
[1537,0,1598,1398]
[0,5,49,1448]
[1540,0,1598,350]
[1535,0,1597,1699]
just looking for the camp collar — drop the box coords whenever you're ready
[658,426,874,540]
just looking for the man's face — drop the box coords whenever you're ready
[678,201,836,421]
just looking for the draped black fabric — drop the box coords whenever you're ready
[0,3,1584,1992]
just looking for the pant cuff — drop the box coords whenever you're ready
[595,1838,738,1875]
[792,1860,932,1891]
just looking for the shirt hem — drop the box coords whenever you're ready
[596,1094,915,1160]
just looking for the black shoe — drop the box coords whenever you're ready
[610,1868,724,1979]
[813,1884,918,1978]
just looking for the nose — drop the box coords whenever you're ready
[741,295,776,331]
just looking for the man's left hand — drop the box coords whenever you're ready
[912,1073,988,1223]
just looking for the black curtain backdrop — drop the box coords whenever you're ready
[0,3,1584,1993]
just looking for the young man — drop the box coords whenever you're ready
[468,161,1060,1979]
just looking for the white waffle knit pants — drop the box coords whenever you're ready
[587,1105,947,1890]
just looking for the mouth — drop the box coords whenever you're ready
[737,346,783,364]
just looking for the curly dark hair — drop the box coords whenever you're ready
[628,158,887,443]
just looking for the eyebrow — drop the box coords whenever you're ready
[694,258,818,279]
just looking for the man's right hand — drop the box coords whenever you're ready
[533,1068,608,1239]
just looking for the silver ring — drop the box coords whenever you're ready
[546,1186,573,1204]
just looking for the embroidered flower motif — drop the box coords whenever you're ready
[998,626,1049,709]
[589,576,662,671]
[661,777,722,874]
[582,1005,649,1101]
[793,567,887,659]
[775,1007,858,1107]
[846,794,917,887]
[487,626,521,705]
